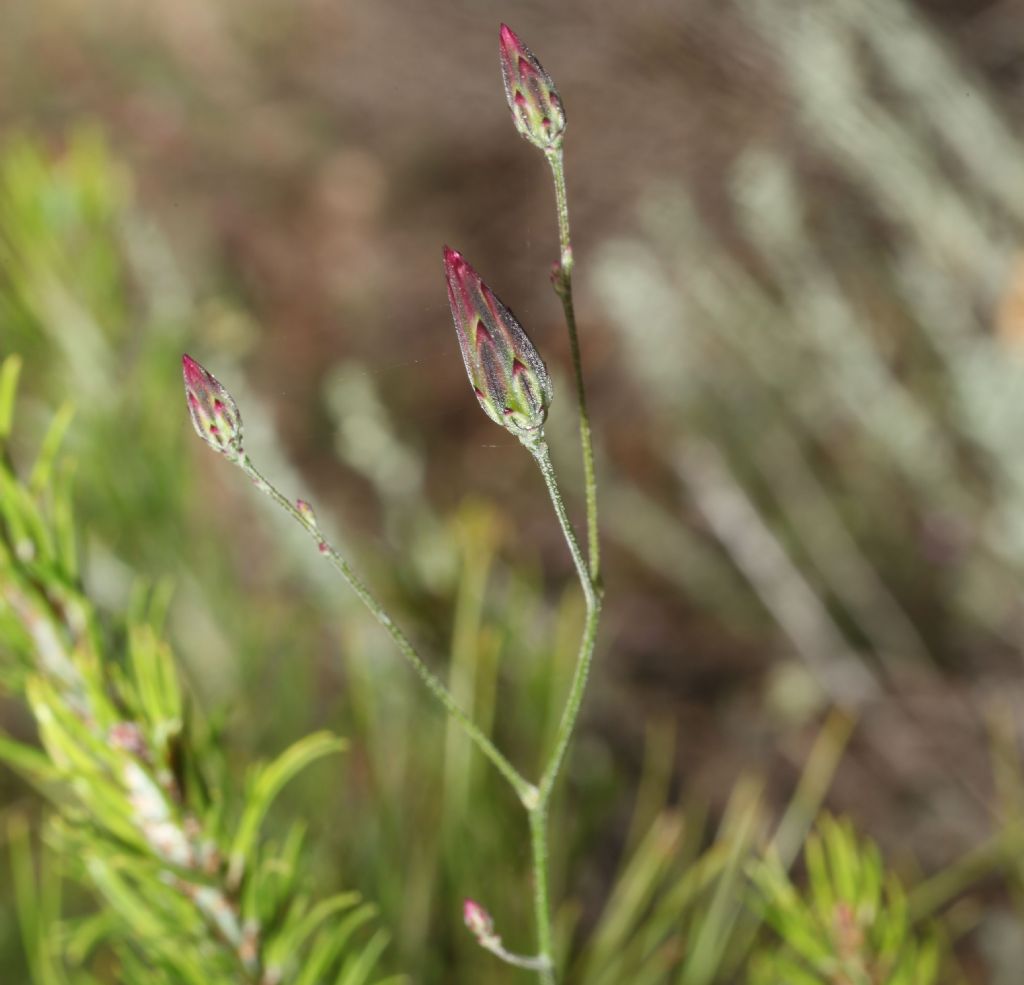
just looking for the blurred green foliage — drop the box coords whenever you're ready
[749,816,940,985]
[0,354,392,983]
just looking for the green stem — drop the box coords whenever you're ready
[524,438,603,984]
[238,455,535,807]
[529,440,602,802]
[546,147,600,585]
[529,805,556,985]
[481,935,553,974]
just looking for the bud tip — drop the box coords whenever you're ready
[182,353,203,384]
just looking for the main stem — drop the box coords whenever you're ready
[529,805,556,985]
[520,142,604,985]
[238,455,535,807]
[546,147,600,586]
[525,438,602,983]
[236,445,599,983]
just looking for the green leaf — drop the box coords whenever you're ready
[292,903,377,985]
[335,926,390,985]
[9,814,68,985]
[127,623,182,741]
[30,401,75,494]
[228,731,347,885]
[0,730,62,784]
[0,353,22,442]
[266,890,360,968]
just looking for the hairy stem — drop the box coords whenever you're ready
[238,455,535,806]
[530,440,602,801]
[481,933,554,974]
[546,147,600,585]
[529,804,556,985]
[524,438,602,984]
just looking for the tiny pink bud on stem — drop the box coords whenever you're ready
[182,354,244,462]
[295,498,319,530]
[443,246,552,443]
[463,899,496,942]
[499,24,566,152]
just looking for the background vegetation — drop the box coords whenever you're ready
[4,0,1024,981]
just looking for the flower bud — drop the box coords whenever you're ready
[499,23,566,152]
[443,246,552,442]
[463,899,496,942]
[182,354,244,461]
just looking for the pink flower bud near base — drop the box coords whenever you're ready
[182,354,244,461]
[499,24,566,152]
[463,899,496,941]
[443,246,552,443]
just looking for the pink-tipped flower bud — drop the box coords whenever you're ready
[182,354,244,461]
[443,246,552,443]
[463,899,496,942]
[499,23,566,152]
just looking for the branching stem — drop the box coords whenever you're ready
[522,438,602,982]
[229,142,601,985]
[237,455,535,807]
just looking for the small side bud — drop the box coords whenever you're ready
[296,499,319,530]
[499,24,566,152]
[182,354,244,461]
[463,899,497,943]
[443,246,552,443]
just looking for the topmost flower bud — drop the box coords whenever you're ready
[444,246,552,444]
[182,354,244,462]
[499,24,566,152]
